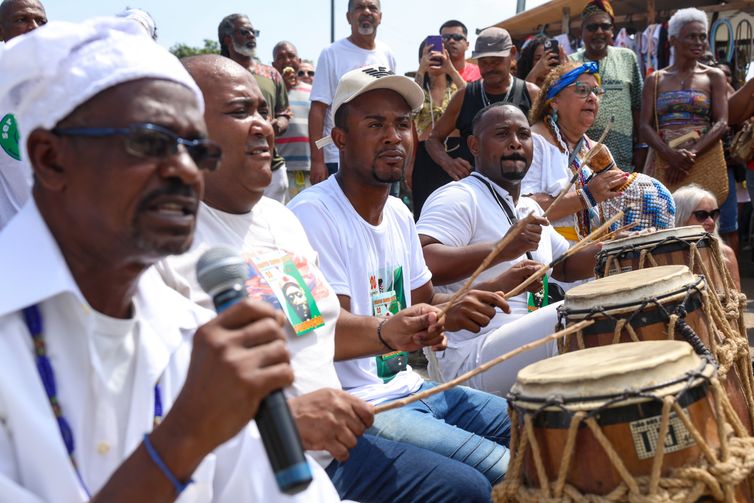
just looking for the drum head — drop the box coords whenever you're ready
[565,265,699,311]
[601,225,708,253]
[512,340,709,409]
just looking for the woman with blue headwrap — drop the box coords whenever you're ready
[522,61,676,241]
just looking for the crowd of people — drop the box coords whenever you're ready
[0,0,751,501]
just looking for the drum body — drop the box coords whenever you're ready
[558,266,754,434]
[595,226,728,293]
[495,341,754,501]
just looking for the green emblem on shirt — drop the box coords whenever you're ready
[0,114,20,161]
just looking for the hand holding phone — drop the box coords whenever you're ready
[543,39,560,64]
[425,35,443,53]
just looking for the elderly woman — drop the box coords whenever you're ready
[523,61,627,241]
[524,61,676,241]
[411,39,466,218]
[639,8,728,188]
[673,185,740,290]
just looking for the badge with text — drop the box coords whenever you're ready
[249,250,324,336]
[369,267,409,382]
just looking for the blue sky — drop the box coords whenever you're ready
[44,0,548,75]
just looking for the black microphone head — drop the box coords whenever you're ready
[196,246,248,298]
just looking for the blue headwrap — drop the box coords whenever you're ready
[545,61,600,100]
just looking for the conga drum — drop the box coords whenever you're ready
[558,265,754,434]
[594,226,745,336]
[494,341,754,502]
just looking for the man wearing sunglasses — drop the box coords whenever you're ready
[569,0,644,173]
[439,19,480,82]
[272,41,314,200]
[0,18,341,501]
[219,13,292,204]
[0,0,48,230]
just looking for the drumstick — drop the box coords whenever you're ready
[374,319,595,414]
[504,210,625,300]
[438,211,536,318]
[594,221,639,243]
[542,116,614,220]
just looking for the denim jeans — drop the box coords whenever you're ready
[325,433,492,502]
[368,382,511,484]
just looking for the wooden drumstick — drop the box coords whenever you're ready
[542,116,615,220]
[438,211,535,318]
[594,222,639,243]
[374,319,595,414]
[504,210,625,300]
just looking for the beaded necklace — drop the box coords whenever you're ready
[23,304,163,497]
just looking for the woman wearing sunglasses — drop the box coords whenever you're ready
[673,184,740,290]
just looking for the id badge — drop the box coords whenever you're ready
[370,287,408,381]
[250,250,324,336]
[527,274,550,312]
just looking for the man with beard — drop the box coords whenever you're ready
[272,41,313,199]
[0,0,47,230]
[290,65,517,485]
[0,18,340,501]
[158,54,495,502]
[417,104,599,394]
[569,0,643,172]
[426,27,540,181]
[308,0,396,184]
[439,19,480,82]
[218,13,292,203]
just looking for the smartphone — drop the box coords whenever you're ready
[425,35,443,54]
[543,38,560,63]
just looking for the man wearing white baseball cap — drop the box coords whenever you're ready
[426,27,540,182]
[290,65,514,485]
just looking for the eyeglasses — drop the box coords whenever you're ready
[297,70,315,77]
[442,33,466,42]
[567,82,605,98]
[235,27,260,38]
[585,22,613,32]
[52,123,223,172]
[692,209,720,221]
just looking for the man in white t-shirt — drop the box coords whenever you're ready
[158,54,493,503]
[308,0,396,184]
[418,104,599,394]
[290,65,515,484]
[0,19,340,501]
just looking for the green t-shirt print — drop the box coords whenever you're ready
[0,114,20,161]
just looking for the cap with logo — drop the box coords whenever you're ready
[471,27,513,59]
[315,65,424,149]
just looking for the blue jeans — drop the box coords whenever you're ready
[368,382,511,484]
[326,433,492,502]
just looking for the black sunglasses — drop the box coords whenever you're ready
[235,27,260,38]
[442,33,466,42]
[297,70,315,77]
[52,123,222,171]
[585,22,613,32]
[692,209,720,221]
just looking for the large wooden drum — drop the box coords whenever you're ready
[494,341,754,502]
[557,265,754,434]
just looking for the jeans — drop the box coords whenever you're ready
[369,382,511,484]
[325,433,492,503]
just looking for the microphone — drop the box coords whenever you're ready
[196,247,313,495]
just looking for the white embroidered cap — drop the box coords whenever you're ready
[0,17,203,162]
[315,65,424,149]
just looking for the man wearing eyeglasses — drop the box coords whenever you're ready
[439,20,480,82]
[569,0,644,173]
[0,0,48,230]
[308,0,396,185]
[219,13,292,203]
[273,41,313,199]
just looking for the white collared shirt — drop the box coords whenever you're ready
[0,201,340,502]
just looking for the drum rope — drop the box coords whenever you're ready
[494,378,754,502]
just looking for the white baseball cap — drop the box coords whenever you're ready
[315,65,424,149]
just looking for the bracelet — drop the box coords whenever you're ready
[376,318,396,352]
[634,143,649,150]
[143,433,194,496]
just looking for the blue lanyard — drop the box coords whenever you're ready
[22,304,162,497]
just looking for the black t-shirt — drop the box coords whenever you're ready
[455,78,532,165]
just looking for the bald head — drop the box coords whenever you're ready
[183,54,251,88]
[0,0,46,42]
